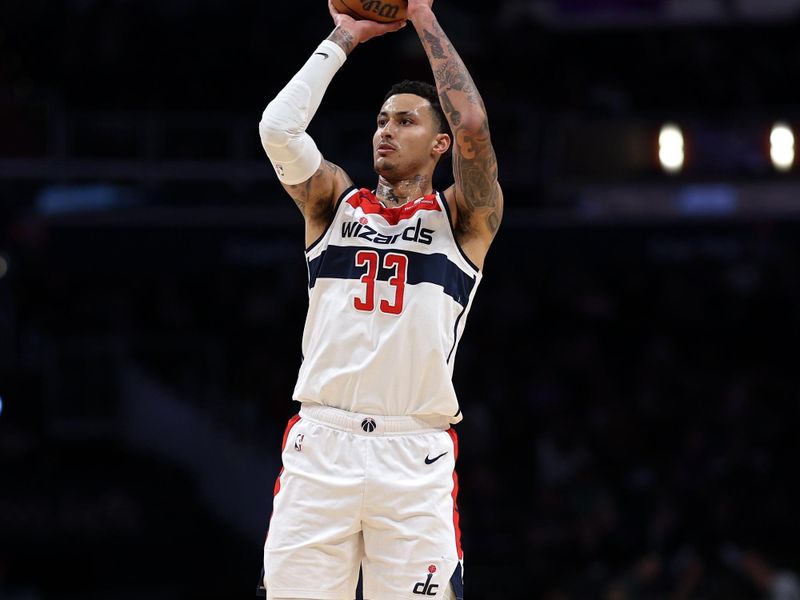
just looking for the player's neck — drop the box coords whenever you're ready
[375,176,432,207]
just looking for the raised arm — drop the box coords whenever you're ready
[407,0,503,268]
[258,5,404,246]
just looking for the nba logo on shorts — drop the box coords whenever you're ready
[294,433,304,451]
[361,418,377,432]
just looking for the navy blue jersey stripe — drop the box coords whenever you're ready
[308,245,477,308]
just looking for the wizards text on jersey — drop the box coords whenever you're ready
[341,217,434,246]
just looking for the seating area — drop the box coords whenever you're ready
[3,216,799,598]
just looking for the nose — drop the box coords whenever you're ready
[380,120,396,138]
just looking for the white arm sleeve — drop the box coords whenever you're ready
[258,40,347,185]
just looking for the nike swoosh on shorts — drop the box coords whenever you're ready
[424,452,448,464]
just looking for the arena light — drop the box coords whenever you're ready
[770,122,795,172]
[658,123,684,174]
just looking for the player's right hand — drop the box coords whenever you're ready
[407,0,434,22]
[328,0,406,44]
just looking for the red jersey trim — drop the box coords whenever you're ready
[346,188,442,226]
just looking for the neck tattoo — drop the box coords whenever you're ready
[375,176,430,207]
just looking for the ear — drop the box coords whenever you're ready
[432,133,451,157]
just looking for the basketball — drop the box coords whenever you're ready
[331,0,407,23]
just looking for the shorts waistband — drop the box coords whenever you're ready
[298,403,451,435]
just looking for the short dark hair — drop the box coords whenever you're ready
[383,80,451,140]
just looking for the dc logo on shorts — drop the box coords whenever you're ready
[360,417,377,433]
[413,565,439,596]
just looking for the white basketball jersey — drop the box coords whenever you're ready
[293,186,482,423]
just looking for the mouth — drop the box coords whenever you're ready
[376,143,396,156]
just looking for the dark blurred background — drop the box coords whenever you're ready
[2,0,800,598]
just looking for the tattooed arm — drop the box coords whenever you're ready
[407,0,503,269]
[271,6,404,247]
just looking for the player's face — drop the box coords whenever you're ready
[373,94,443,177]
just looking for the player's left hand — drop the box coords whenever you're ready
[328,0,406,44]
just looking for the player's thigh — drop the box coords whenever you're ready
[362,429,462,598]
[268,597,351,600]
[268,597,354,600]
[362,582,458,600]
[264,418,364,598]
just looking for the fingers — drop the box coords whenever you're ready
[376,20,407,35]
[369,19,407,38]
[325,2,406,45]
[328,0,349,22]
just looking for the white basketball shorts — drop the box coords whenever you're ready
[262,403,465,600]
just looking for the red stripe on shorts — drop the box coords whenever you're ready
[265,413,303,542]
[273,414,302,497]
[447,428,463,560]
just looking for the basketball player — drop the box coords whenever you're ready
[257,0,502,598]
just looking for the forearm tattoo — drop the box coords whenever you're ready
[421,22,501,236]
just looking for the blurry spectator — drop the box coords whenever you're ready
[738,549,800,600]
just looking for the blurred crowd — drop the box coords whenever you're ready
[2,1,800,599]
[3,215,800,598]
[454,222,800,598]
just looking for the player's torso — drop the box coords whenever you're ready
[293,186,482,421]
